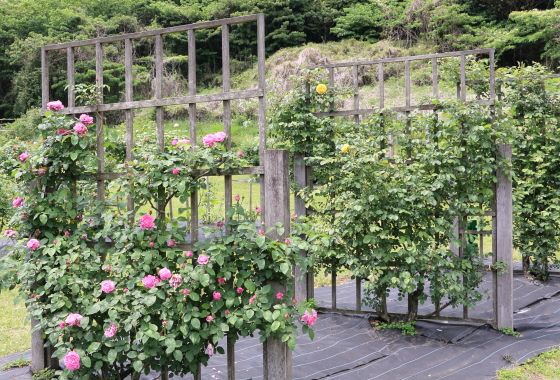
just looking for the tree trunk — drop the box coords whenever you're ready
[406,283,424,323]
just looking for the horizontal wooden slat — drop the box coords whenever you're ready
[308,49,494,69]
[470,212,496,217]
[91,166,265,181]
[313,100,494,117]
[318,307,492,325]
[466,74,560,85]
[44,90,263,115]
[465,230,492,235]
[43,14,260,51]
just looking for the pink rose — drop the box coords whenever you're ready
[255,207,261,213]
[205,343,214,356]
[139,214,155,230]
[172,168,180,174]
[234,195,240,201]
[167,239,176,247]
[276,292,284,300]
[123,288,129,292]
[149,242,154,247]
[65,231,70,236]
[171,139,178,146]
[170,274,182,287]
[73,123,88,135]
[46,100,64,112]
[178,139,190,145]
[65,313,83,326]
[101,280,116,293]
[142,275,161,289]
[225,310,230,314]
[79,114,94,126]
[183,289,190,295]
[104,324,118,338]
[237,287,243,293]
[237,151,243,157]
[215,220,224,227]
[185,251,193,258]
[19,152,29,162]
[159,268,172,280]
[63,351,80,370]
[300,309,318,326]
[291,214,297,220]
[4,229,18,237]
[257,229,265,236]
[213,132,226,142]
[27,239,40,251]
[213,291,221,300]
[218,277,225,284]
[197,255,209,265]
[13,196,23,207]
[104,265,111,271]
[59,322,66,328]
[285,314,290,318]
[202,134,217,147]
[285,239,291,244]
[206,315,213,322]
[37,168,46,176]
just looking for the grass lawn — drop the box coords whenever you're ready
[0,288,30,357]
[497,348,560,379]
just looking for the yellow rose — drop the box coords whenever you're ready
[316,84,327,94]
[341,144,350,153]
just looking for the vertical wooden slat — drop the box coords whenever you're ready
[263,150,292,380]
[95,42,105,202]
[67,47,75,108]
[331,269,337,309]
[125,38,134,216]
[462,216,468,319]
[223,25,233,224]
[155,34,166,222]
[31,318,45,372]
[378,63,384,108]
[489,49,495,102]
[41,47,49,108]
[353,64,359,125]
[460,54,466,102]
[257,13,266,221]
[306,165,314,300]
[404,60,411,107]
[355,278,361,311]
[294,152,309,303]
[188,29,199,242]
[495,144,513,329]
[432,58,438,98]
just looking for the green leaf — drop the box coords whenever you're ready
[191,318,201,329]
[173,349,183,361]
[87,342,100,354]
[107,349,117,364]
[280,263,290,274]
[70,152,78,161]
[82,356,91,368]
[133,360,143,373]
[39,214,48,225]
[271,321,281,331]
[71,135,79,145]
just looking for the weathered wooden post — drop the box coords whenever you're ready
[494,144,513,329]
[263,149,292,380]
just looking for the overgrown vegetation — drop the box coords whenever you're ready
[497,347,560,379]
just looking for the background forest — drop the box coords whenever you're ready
[1,0,560,120]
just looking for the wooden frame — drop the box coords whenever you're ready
[297,48,514,329]
[39,14,293,380]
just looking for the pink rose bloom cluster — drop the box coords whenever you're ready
[301,309,318,326]
[104,324,118,338]
[73,123,88,135]
[46,100,64,112]
[79,114,94,126]
[202,132,226,147]
[65,313,83,326]
[4,229,17,237]
[142,275,161,289]
[101,280,116,293]
[197,254,209,265]
[139,214,155,230]
[63,351,80,370]
[159,268,172,280]
[27,239,40,251]
[13,196,23,207]
[170,274,182,287]
[19,152,29,162]
[172,168,180,174]
[213,291,221,300]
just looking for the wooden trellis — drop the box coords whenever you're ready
[294,48,514,329]
[38,14,293,380]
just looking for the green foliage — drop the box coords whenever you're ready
[376,321,417,335]
[499,327,521,337]
[1,357,31,371]
[32,368,58,380]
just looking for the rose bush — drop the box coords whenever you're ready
[0,101,317,379]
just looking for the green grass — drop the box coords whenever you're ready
[0,288,30,357]
[497,348,560,379]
